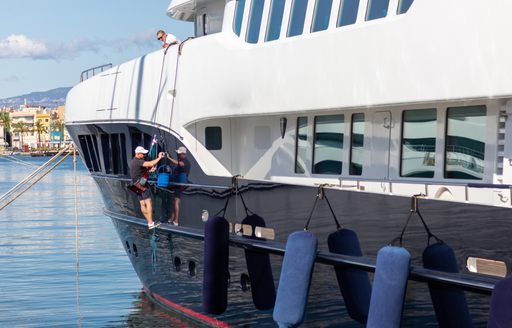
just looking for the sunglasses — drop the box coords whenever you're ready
[157,35,164,41]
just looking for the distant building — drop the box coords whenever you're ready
[0,122,5,150]
[10,111,36,149]
[35,113,51,146]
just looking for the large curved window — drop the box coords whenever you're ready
[288,0,308,37]
[338,0,359,27]
[366,0,389,21]
[311,0,333,33]
[266,0,286,41]
[234,0,246,36]
[398,0,414,14]
[246,0,265,43]
[313,115,344,174]
[445,106,486,180]
[401,109,436,178]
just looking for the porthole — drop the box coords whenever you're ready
[188,261,196,277]
[240,273,251,292]
[174,256,182,272]
[132,243,138,257]
[125,241,131,254]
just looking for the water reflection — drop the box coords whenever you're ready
[0,156,189,327]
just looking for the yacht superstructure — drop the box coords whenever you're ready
[66,0,512,326]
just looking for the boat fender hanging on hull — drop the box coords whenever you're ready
[367,246,411,328]
[488,276,512,328]
[273,231,318,328]
[202,216,229,315]
[423,242,472,328]
[327,229,371,324]
[242,214,276,310]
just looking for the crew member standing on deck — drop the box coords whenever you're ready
[156,30,179,49]
[130,146,165,229]
[166,146,190,226]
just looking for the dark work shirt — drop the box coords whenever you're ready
[130,157,146,182]
[174,158,190,175]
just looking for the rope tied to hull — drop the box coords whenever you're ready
[304,184,342,231]
[391,194,442,247]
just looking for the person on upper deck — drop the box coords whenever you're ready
[156,30,179,49]
[166,146,190,226]
[129,146,165,229]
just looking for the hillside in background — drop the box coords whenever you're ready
[0,87,71,108]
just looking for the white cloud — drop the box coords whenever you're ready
[0,34,51,59]
[0,31,157,60]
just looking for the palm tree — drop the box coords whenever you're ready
[12,121,29,150]
[51,119,65,143]
[33,120,48,146]
[0,112,11,147]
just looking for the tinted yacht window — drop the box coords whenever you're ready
[205,126,222,150]
[366,0,389,20]
[445,106,486,180]
[101,134,112,174]
[234,0,246,36]
[398,0,414,14]
[247,0,265,43]
[311,0,333,32]
[86,135,101,172]
[338,0,359,26]
[295,117,308,173]
[78,135,93,171]
[313,115,344,174]
[288,0,308,37]
[401,109,436,178]
[349,113,364,175]
[266,0,286,41]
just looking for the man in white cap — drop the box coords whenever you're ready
[130,146,165,229]
[166,146,190,225]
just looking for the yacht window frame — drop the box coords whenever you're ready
[287,0,309,37]
[349,113,364,176]
[312,114,345,175]
[205,126,223,150]
[294,116,308,174]
[337,0,360,27]
[400,108,437,178]
[311,0,333,33]
[366,0,390,21]
[246,0,265,43]
[265,0,286,42]
[233,0,246,36]
[444,105,487,180]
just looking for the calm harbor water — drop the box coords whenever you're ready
[0,156,194,327]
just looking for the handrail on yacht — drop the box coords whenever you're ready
[80,63,113,82]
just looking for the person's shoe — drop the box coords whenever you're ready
[148,222,161,230]
[172,221,179,226]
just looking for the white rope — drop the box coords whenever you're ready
[0,151,71,211]
[73,145,82,327]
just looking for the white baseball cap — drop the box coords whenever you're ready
[135,146,149,154]
[176,146,187,154]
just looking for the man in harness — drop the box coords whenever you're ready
[129,146,165,229]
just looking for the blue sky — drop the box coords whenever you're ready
[0,0,193,99]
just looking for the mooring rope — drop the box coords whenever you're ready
[0,151,71,211]
[73,145,82,327]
